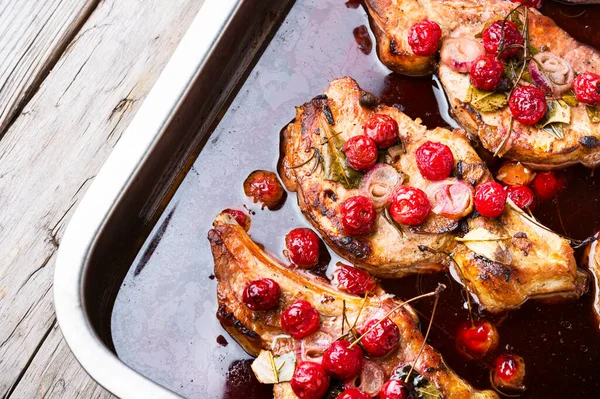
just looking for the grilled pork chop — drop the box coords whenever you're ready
[279,77,580,312]
[364,0,600,169]
[209,212,498,398]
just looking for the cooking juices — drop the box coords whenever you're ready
[111,0,600,398]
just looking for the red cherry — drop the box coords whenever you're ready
[379,379,413,399]
[322,340,364,379]
[340,196,376,236]
[455,320,499,359]
[243,170,285,210]
[492,354,526,391]
[359,318,400,357]
[222,209,251,231]
[332,264,377,296]
[364,114,399,148]
[509,86,547,125]
[505,185,536,210]
[510,0,542,8]
[408,20,442,56]
[415,141,455,181]
[573,72,600,105]
[286,228,321,268]
[281,300,320,339]
[482,20,524,59]
[242,278,281,311]
[531,171,566,201]
[474,181,507,218]
[337,388,371,399]
[343,135,378,171]
[470,55,504,91]
[389,186,431,226]
[291,362,331,399]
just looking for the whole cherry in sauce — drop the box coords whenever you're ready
[322,340,364,379]
[492,354,526,391]
[243,170,285,210]
[389,186,431,226]
[291,361,331,399]
[222,209,251,231]
[336,388,371,399]
[509,86,547,125]
[408,20,442,57]
[285,228,320,268]
[415,141,454,181]
[242,278,281,311]
[531,171,566,201]
[379,379,414,399]
[281,300,320,339]
[482,20,524,59]
[359,318,400,358]
[474,181,507,218]
[343,135,378,171]
[332,264,377,296]
[340,196,376,236]
[470,55,504,91]
[505,185,536,210]
[364,114,399,148]
[455,320,499,359]
[573,72,600,105]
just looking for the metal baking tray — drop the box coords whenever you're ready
[55,0,600,398]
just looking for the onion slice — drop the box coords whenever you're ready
[424,178,474,218]
[359,164,401,209]
[343,360,385,396]
[528,52,574,95]
[440,38,485,73]
[297,331,334,364]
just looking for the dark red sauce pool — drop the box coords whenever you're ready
[112,1,600,398]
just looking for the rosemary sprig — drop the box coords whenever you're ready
[404,289,442,383]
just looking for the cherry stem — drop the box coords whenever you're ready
[348,285,446,349]
[405,286,442,383]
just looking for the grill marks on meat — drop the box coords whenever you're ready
[279,77,580,312]
[209,212,498,398]
[364,0,600,169]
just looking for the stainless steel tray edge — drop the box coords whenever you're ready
[54,1,248,397]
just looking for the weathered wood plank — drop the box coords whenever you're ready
[0,0,100,139]
[0,0,204,396]
[7,322,114,399]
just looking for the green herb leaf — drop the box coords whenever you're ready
[536,100,570,139]
[587,105,600,124]
[456,227,513,265]
[466,86,508,113]
[561,91,579,107]
[393,365,442,399]
[319,118,362,189]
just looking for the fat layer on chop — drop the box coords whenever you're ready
[209,212,498,398]
[365,0,600,169]
[279,77,581,312]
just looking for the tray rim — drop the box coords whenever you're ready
[53,1,245,397]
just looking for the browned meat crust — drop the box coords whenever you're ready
[365,0,600,169]
[209,212,498,398]
[279,77,580,312]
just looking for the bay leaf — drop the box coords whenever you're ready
[319,118,362,189]
[467,86,508,113]
[587,105,600,124]
[393,364,442,399]
[536,100,570,139]
[561,91,579,107]
[455,227,512,265]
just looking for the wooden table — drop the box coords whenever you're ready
[0,0,204,397]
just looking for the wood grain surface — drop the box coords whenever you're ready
[0,0,205,397]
